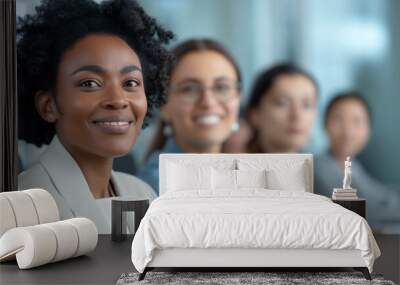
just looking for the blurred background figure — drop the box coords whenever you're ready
[137,39,241,194]
[314,92,400,229]
[246,64,318,153]
[223,116,253,153]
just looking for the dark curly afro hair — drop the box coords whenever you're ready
[17,0,174,146]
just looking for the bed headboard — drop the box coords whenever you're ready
[159,153,314,195]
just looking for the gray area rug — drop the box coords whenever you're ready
[116,272,396,285]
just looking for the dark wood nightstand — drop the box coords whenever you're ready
[332,198,366,218]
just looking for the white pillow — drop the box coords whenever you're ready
[236,169,268,189]
[166,162,212,192]
[237,159,309,191]
[212,169,237,191]
[211,169,268,192]
[266,169,306,191]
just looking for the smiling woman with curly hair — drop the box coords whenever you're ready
[17,0,173,233]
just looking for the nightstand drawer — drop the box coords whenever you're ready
[332,199,366,218]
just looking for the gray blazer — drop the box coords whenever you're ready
[18,136,156,234]
[314,152,400,227]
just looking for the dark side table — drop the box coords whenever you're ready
[332,198,366,218]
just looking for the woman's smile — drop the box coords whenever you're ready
[193,113,223,127]
[94,123,131,134]
[92,116,135,134]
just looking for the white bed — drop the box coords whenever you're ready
[131,154,380,280]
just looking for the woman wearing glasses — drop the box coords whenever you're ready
[138,39,241,195]
[246,64,318,153]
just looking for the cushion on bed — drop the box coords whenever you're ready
[237,159,310,191]
[266,169,306,191]
[166,162,212,192]
[211,169,268,193]
[212,169,237,190]
[166,159,236,193]
[236,169,268,189]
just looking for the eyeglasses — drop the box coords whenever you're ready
[169,81,241,104]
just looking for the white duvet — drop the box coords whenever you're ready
[131,190,380,273]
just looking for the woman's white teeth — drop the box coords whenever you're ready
[195,115,221,125]
[96,121,130,126]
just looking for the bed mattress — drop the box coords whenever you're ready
[131,190,380,273]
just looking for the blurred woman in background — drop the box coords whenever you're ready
[314,92,400,227]
[246,64,318,153]
[138,39,242,194]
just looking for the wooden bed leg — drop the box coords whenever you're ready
[354,267,371,280]
[138,268,147,281]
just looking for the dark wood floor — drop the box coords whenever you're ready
[0,234,398,284]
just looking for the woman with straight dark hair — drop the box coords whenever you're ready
[314,91,400,227]
[138,39,242,194]
[246,63,319,153]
